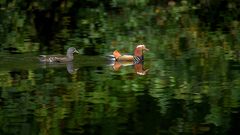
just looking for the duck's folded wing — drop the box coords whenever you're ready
[117,55,134,61]
[38,55,65,62]
[54,56,68,62]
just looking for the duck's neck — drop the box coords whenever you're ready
[66,53,74,61]
[134,48,143,58]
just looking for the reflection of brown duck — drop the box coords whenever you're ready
[39,61,78,74]
[66,62,78,74]
[113,45,149,64]
[38,47,79,63]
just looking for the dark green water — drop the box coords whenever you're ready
[1,0,240,134]
[0,51,240,135]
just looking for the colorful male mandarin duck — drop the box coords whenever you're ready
[113,44,149,64]
[110,44,149,75]
[38,47,79,63]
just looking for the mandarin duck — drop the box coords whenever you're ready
[112,44,149,64]
[38,47,79,63]
[110,44,149,75]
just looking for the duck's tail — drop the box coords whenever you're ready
[106,55,116,61]
[113,50,121,60]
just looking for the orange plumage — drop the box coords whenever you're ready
[113,50,122,60]
[113,45,149,62]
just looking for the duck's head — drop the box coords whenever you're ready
[134,45,149,57]
[67,47,79,54]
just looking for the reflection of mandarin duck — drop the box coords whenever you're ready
[38,47,79,63]
[112,62,149,75]
[113,44,149,64]
[134,63,149,75]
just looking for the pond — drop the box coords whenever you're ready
[1,48,240,134]
[1,1,240,135]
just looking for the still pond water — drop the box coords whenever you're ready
[0,50,240,135]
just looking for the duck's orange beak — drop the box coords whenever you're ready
[136,44,149,51]
[74,50,80,54]
[143,47,149,51]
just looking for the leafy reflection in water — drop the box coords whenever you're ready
[0,50,239,135]
[147,55,240,134]
[0,54,152,134]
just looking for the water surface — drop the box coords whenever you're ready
[0,51,240,135]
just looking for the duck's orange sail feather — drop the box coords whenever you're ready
[113,50,122,59]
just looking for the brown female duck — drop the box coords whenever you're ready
[38,47,79,63]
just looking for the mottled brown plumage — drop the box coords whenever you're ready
[38,47,79,63]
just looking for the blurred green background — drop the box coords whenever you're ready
[0,0,239,54]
